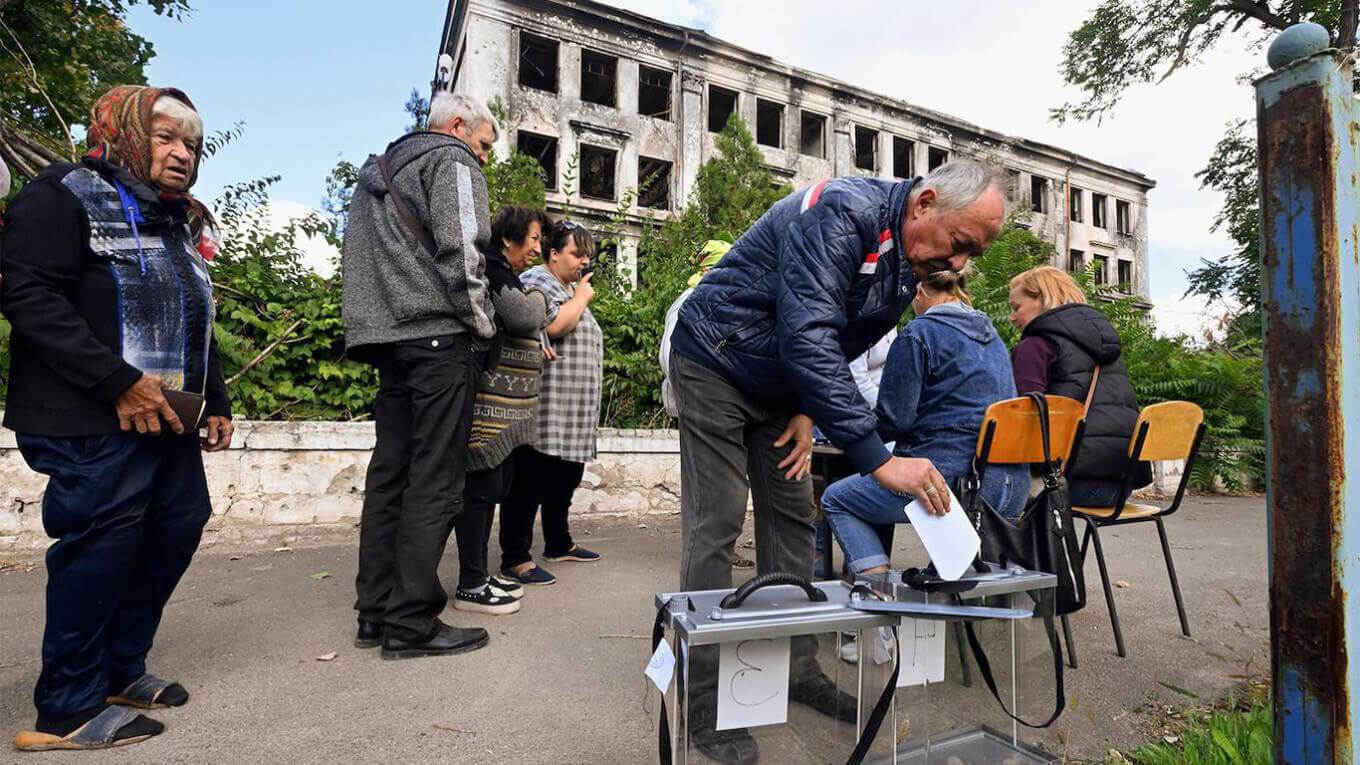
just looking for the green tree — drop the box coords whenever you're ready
[1055,0,1357,334]
[0,0,191,185]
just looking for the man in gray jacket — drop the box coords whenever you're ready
[341,91,498,659]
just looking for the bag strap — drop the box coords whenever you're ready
[652,599,673,765]
[376,153,437,257]
[846,625,900,764]
[1082,366,1101,414]
[1026,392,1054,471]
[963,608,1067,728]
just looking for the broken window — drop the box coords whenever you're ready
[1116,199,1132,234]
[1093,254,1109,285]
[637,156,672,209]
[928,146,949,171]
[518,33,558,92]
[516,131,558,190]
[638,66,672,120]
[579,144,616,200]
[756,99,783,148]
[1117,259,1133,289]
[893,136,914,178]
[1092,193,1108,228]
[1069,186,1083,223]
[799,110,826,157]
[854,126,878,172]
[580,49,617,107]
[1030,175,1048,214]
[1069,249,1084,273]
[708,85,738,132]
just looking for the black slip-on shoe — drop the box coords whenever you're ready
[380,621,489,660]
[791,670,858,722]
[354,619,383,649]
[544,545,601,562]
[499,565,557,586]
[690,724,759,765]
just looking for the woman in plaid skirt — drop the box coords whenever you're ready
[498,220,604,586]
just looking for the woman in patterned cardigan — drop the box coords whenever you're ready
[498,220,603,586]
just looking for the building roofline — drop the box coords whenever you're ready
[494,0,1155,190]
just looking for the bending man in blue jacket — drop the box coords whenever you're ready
[668,159,1006,763]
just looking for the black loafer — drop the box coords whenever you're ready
[354,619,383,649]
[691,724,759,765]
[791,670,858,722]
[380,621,489,660]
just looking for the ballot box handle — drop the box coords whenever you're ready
[718,572,828,610]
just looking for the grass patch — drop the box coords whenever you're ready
[1117,687,1271,764]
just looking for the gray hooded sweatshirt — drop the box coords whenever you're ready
[342,131,495,352]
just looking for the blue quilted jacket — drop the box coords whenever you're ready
[672,176,920,473]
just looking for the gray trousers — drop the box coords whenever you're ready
[671,352,815,591]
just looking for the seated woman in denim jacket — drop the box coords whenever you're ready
[821,270,1028,576]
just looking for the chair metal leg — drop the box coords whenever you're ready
[818,530,834,579]
[1060,613,1078,669]
[1155,517,1192,637]
[1086,523,1127,657]
[1079,520,1093,562]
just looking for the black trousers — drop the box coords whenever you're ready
[452,459,514,590]
[354,335,478,642]
[16,432,211,722]
[499,445,584,569]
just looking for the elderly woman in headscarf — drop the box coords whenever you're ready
[2,85,231,751]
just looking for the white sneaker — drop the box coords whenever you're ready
[488,575,525,600]
[839,635,859,664]
[454,586,521,615]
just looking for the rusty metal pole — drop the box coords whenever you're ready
[1258,22,1360,764]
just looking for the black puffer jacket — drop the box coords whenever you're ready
[1022,303,1146,490]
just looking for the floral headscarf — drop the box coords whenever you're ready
[85,85,217,259]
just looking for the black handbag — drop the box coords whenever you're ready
[960,392,1087,616]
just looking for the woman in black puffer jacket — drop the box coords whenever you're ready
[1007,266,1151,507]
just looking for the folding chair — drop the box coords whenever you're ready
[1071,401,1206,658]
[972,395,1088,668]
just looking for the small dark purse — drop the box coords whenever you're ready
[960,392,1087,616]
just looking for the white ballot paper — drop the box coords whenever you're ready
[645,640,676,693]
[716,637,791,730]
[896,617,947,687]
[903,486,980,581]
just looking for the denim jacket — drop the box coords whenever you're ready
[877,303,1028,501]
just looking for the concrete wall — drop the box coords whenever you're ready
[0,419,1200,552]
[0,423,681,553]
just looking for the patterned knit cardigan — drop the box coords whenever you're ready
[467,264,548,472]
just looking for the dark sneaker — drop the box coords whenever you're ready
[454,586,521,615]
[354,619,383,649]
[544,545,601,562]
[380,621,489,660]
[791,670,857,722]
[488,575,524,600]
[685,702,761,762]
[499,565,557,586]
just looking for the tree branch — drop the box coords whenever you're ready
[225,318,304,387]
[1160,2,1292,83]
[0,18,77,161]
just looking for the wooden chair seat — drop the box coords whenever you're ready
[1074,502,1163,520]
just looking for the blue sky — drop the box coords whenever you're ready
[129,1,1260,335]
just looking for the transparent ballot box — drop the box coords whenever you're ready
[859,565,1062,765]
[653,576,902,764]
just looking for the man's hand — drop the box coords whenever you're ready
[202,416,233,452]
[774,414,815,481]
[115,374,183,435]
[872,456,950,515]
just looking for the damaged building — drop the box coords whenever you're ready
[437,0,1155,299]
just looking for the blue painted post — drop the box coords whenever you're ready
[1258,23,1360,764]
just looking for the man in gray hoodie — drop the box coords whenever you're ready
[341,91,498,659]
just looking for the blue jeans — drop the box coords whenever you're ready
[17,432,211,722]
[821,466,1026,574]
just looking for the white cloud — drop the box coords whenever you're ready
[1151,292,1239,343]
[608,0,1262,298]
[220,200,339,278]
